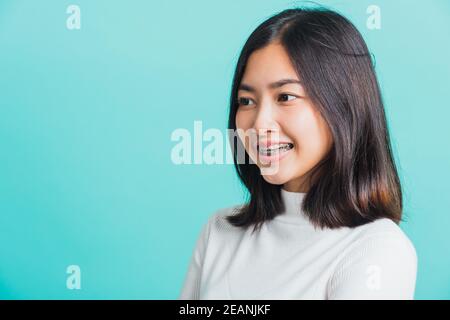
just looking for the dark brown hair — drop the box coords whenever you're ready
[226,7,403,233]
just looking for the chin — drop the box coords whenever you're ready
[260,171,290,185]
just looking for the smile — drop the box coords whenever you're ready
[256,143,294,163]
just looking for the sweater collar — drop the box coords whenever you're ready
[276,187,309,224]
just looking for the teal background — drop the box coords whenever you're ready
[0,0,449,299]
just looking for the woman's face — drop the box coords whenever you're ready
[235,42,333,192]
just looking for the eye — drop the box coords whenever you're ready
[237,97,256,107]
[278,93,297,102]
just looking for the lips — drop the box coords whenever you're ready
[252,140,294,164]
[257,143,294,165]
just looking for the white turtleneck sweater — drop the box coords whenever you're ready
[179,188,418,300]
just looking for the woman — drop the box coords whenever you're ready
[179,7,417,300]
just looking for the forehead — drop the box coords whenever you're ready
[242,42,299,83]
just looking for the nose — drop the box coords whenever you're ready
[252,99,279,136]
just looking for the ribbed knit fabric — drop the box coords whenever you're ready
[179,188,418,300]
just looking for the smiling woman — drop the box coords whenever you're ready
[179,6,417,300]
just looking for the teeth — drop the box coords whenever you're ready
[258,143,293,154]
[259,143,291,151]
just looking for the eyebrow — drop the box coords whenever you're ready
[238,79,303,92]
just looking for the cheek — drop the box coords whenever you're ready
[284,107,332,157]
[235,110,256,154]
[235,110,251,130]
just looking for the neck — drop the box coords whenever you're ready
[277,188,309,224]
[282,183,309,193]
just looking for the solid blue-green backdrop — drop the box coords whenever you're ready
[0,0,449,299]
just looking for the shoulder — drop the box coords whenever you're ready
[201,203,247,237]
[348,218,417,260]
[328,218,418,299]
[192,204,245,248]
[208,203,245,227]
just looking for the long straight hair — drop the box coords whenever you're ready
[226,7,403,233]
